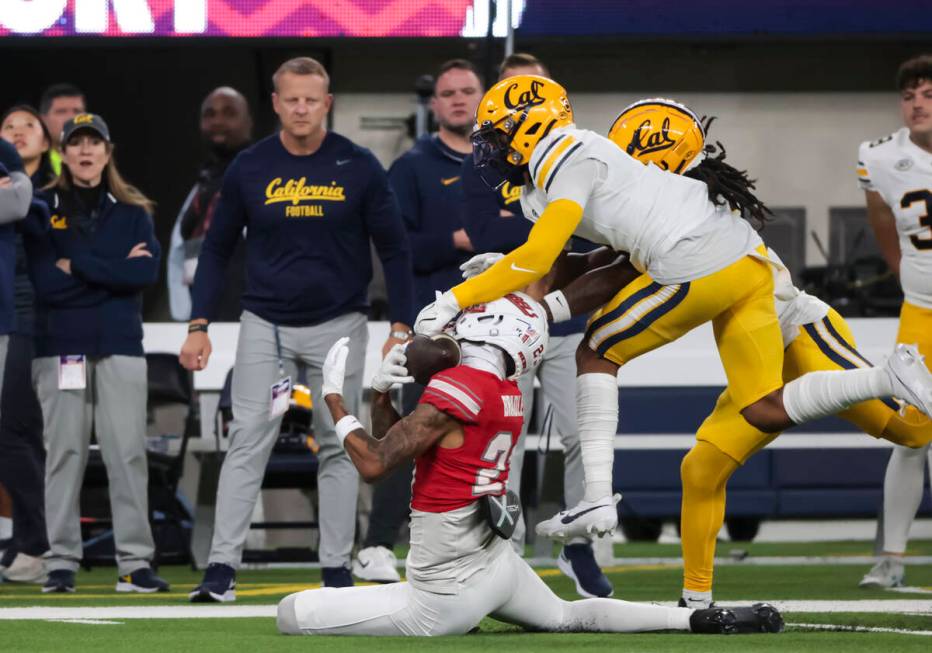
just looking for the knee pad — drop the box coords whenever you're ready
[681,442,738,495]
[277,593,302,635]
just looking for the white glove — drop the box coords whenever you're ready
[460,252,504,279]
[372,344,414,393]
[322,336,350,397]
[414,290,461,336]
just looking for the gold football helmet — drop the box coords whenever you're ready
[471,75,573,187]
[608,98,705,173]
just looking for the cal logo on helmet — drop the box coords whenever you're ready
[608,98,705,174]
[472,75,573,174]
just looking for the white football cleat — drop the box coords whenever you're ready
[858,557,905,589]
[1,553,46,584]
[352,546,401,583]
[535,494,621,541]
[884,344,932,417]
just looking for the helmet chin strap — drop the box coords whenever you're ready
[460,341,508,379]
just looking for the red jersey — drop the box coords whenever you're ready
[411,365,524,513]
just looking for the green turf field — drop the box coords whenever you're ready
[2,539,930,651]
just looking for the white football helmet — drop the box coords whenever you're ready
[446,292,549,380]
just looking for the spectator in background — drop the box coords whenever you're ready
[353,59,482,584]
[459,53,614,598]
[25,113,166,594]
[39,84,86,175]
[0,140,33,576]
[168,87,253,321]
[0,107,55,584]
[179,57,413,599]
[2,105,55,186]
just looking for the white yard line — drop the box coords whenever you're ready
[521,555,932,567]
[4,600,930,620]
[0,605,277,620]
[789,623,932,637]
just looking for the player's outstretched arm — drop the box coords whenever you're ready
[327,397,461,482]
[542,256,639,322]
[320,337,459,482]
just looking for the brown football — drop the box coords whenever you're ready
[405,334,461,385]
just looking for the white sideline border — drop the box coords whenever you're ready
[2,600,930,620]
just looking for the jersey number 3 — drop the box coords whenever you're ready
[901,190,932,250]
[472,431,514,496]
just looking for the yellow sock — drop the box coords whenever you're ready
[680,441,739,593]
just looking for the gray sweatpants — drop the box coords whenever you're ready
[33,355,154,575]
[208,310,367,570]
[509,333,585,547]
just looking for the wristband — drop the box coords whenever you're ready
[335,415,364,446]
[390,329,413,340]
[542,290,572,323]
[188,323,209,334]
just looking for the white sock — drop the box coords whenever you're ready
[681,588,713,608]
[782,368,893,425]
[576,373,618,502]
[565,599,692,632]
[0,516,11,541]
[882,444,929,553]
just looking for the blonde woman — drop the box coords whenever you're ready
[25,113,167,594]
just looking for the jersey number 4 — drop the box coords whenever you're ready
[901,190,932,250]
[472,431,514,497]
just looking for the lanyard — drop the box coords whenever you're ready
[273,325,285,378]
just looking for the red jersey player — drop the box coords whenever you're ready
[277,292,782,637]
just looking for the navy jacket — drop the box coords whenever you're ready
[389,135,470,316]
[460,154,591,337]
[191,132,413,327]
[25,188,160,357]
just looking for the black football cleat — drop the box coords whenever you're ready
[689,603,784,634]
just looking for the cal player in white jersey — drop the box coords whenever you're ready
[277,292,783,636]
[858,55,932,589]
[414,75,932,541]
[511,98,929,608]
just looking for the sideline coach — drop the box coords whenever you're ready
[180,57,414,598]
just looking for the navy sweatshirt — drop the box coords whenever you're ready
[388,135,470,317]
[190,132,414,327]
[0,140,26,335]
[25,187,160,357]
[460,154,590,337]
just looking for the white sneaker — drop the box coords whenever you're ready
[1,553,46,584]
[858,557,905,589]
[352,546,401,583]
[885,344,932,417]
[535,494,621,541]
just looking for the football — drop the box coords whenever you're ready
[404,334,461,385]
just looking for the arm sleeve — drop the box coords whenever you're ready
[167,196,193,321]
[70,208,161,292]
[189,159,248,321]
[419,370,482,425]
[366,154,415,325]
[460,156,531,254]
[0,172,33,224]
[450,198,583,308]
[856,142,876,193]
[388,157,459,274]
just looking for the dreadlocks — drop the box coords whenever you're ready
[685,116,773,229]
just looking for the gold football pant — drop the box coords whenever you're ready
[680,309,932,593]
